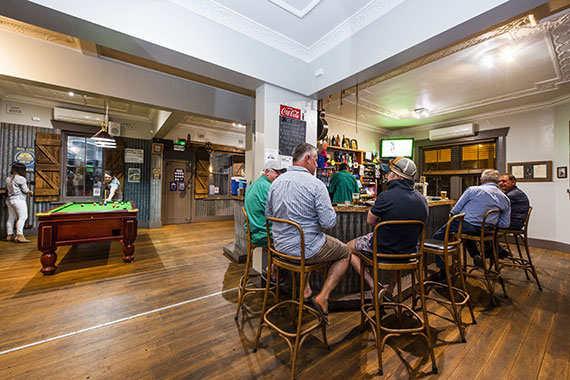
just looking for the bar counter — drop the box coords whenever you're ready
[316,199,455,308]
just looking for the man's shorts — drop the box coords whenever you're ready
[306,234,350,264]
[354,232,374,259]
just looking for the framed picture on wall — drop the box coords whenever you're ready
[507,160,552,182]
[152,142,164,155]
[557,166,567,179]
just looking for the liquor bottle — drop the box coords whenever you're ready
[341,135,347,147]
[331,135,336,146]
[336,134,341,146]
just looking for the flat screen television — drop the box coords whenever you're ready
[380,138,414,159]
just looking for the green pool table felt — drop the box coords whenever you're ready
[50,202,134,213]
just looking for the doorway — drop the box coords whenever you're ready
[163,159,192,224]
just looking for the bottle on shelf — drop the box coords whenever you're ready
[336,134,341,146]
[341,135,347,147]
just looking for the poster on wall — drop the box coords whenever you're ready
[174,168,185,181]
[124,148,144,164]
[13,147,35,172]
[127,168,141,183]
[279,114,306,157]
[170,181,177,191]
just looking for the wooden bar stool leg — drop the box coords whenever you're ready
[457,248,476,324]
[254,254,274,352]
[359,262,366,332]
[513,235,531,280]
[372,269,384,376]
[418,265,438,374]
[443,252,466,342]
[523,236,542,291]
[235,245,254,320]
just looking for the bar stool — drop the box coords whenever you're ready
[496,207,542,290]
[423,213,476,343]
[254,217,329,380]
[461,209,507,306]
[234,208,276,320]
[357,220,437,376]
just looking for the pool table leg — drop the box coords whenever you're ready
[40,249,57,275]
[123,241,135,263]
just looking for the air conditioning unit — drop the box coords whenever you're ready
[108,121,121,136]
[429,123,475,141]
[53,107,105,127]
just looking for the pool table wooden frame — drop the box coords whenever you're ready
[36,201,138,275]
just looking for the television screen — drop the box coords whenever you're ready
[380,138,414,159]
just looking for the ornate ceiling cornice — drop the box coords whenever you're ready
[546,12,570,81]
[0,15,78,49]
[167,0,403,62]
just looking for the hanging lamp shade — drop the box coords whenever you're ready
[91,128,117,148]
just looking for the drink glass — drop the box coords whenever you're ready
[352,193,360,205]
[441,190,447,200]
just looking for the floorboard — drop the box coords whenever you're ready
[0,221,568,379]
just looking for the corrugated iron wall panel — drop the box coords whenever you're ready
[194,199,233,217]
[120,137,151,226]
[0,123,58,234]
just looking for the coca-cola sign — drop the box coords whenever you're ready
[280,105,301,120]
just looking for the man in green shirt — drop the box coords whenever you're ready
[244,160,286,246]
[329,163,360,203]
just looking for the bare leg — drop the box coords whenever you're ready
[348,240,376,290]
[314,257,349,314]
[303,273,312,300]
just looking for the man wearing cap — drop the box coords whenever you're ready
[329,162,360,203]
[244,160,285,247]
[266,142,350,323]
[347,157,428,299]
[433,169,510,268]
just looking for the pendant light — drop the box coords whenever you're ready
[92,102,116,148]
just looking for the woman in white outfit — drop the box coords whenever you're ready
[5,163,33,243]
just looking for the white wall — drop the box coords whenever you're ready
[387,103,570,246]
[247,84,317,182]
[326,117,387,153]
[163,125,245,149]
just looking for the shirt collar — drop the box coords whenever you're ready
[481,182,499,188]
[287,165,309,174]
[388,178,414,190]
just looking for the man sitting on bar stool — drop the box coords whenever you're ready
[432,169,511,275]
[244,160,286,281]
[492,173,530,256]
[347,157,428,300]
[266,142,350,323]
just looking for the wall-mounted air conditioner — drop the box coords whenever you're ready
[53,107,105,127]
[108,121,121,136]
[429,123,475,141]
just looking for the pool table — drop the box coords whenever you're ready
[36,201,138,275]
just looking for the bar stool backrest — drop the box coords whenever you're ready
[266,217,306,269]
[521,206,532,235]
[372,220,426,267]
[443,213,466,251]
[479,209,500,240]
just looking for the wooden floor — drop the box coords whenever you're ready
[0,221,568,380]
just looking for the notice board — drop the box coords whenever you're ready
[279,116,306,156]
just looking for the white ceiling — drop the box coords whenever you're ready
[326,10,570,128]
[171,0,404,60]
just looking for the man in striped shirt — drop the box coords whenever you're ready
[266,143,350,323]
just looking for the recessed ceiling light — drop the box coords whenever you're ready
[68,91,74,96]
[482,55,494,68]
[414,108,429,118]
[500,47,515,63]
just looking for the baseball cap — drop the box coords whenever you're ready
[263,160,286,172]
[379,157,417,180]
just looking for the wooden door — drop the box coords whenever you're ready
[163,160,192,224]
[34,132,61,202]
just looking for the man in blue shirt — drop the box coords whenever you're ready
[433,169,511,267]
[266,143,350,323]
[347,157,428,299]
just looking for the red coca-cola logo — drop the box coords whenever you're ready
[280,105,301,120]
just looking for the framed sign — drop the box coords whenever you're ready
[127,167,141,183]
[508,161,552,182]
[13,147,35,172]
[152,142,164,155]
[557,166,567,179]
[125,148,144,163]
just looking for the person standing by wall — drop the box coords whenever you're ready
[5,163,33,243]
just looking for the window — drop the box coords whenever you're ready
[209,153,231,196]
[64,135,104,201]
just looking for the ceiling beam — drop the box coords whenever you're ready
[154,111,186,139]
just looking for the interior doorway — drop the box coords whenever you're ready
[163,159,192,224]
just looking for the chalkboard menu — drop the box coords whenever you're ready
[279,116,306,156]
